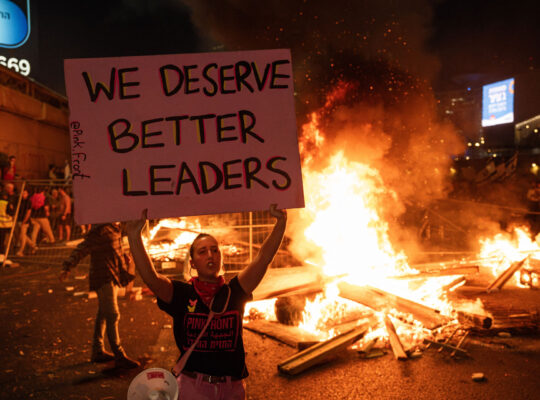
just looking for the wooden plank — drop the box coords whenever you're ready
[254,281,324,301]
[253,270,347,301]
[338,282,452,330]
[486,257,528,292]
[383,315,408,360]
[252,266,325,301]
[324,309,375,331]
[457,311,493,329]
[390,265,479,280]
[277,318,375,375]
[491,311,539,330]
[244,319,321,348]
[442,276,467,292]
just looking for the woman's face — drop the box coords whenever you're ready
[190,236,222,282]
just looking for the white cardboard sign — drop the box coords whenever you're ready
[64,49,304,224]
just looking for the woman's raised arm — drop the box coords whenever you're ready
[126,209,174,303]
[238,204,287,294]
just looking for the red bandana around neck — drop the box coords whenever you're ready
[190,276,225,307]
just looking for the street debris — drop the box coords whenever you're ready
[277,318,374,375]
[244,257,539,376]
[338,282,452,329]
[383,315,408,360]
[471,372,486,382]
[486,257,529,293]
[357,337,388,358]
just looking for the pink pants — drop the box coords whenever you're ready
[177,373,246,400]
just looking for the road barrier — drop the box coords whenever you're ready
[2,179,295,273]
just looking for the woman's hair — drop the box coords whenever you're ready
[189,233,217,259]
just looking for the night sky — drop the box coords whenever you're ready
[29,0,539,99]
[8,0,536,250]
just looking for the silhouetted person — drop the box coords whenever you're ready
[60,222,139,369]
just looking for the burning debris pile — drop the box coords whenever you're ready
[239,84,539,375]
[243,239,539,376]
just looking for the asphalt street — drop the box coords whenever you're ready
[1,261,539,400]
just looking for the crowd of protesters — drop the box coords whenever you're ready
[0,154,89,258]
[0,182,83,256]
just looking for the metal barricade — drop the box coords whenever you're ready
[2,179,295,272]
[1,179,84,268]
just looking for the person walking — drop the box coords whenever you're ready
[29,187,56,246]
[126,204,286,399]
[64,159,72,182]
[48,188,61,237]
[0,184,15,256]
[15,188,36,256]
[60,222,140,369]
[48,164,57,180]
[57,187,72,242]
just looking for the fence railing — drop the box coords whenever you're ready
[1,179,296,273]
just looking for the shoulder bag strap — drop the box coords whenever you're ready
[171,284,231,377]
[172,311,215,377]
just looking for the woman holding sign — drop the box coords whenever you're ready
[126,204,286,399]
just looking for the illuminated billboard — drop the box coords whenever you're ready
[482,78,515,127]
[0,0,36,78]
[0,0,30,48]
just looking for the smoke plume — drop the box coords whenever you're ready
[181,0,471,259]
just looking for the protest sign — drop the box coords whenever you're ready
[64,49,304,224]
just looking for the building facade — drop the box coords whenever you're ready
[0,65,69,179]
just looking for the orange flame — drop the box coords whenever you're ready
[478,226,540,287]
[245,86,461,341]
[144,218,202,261]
